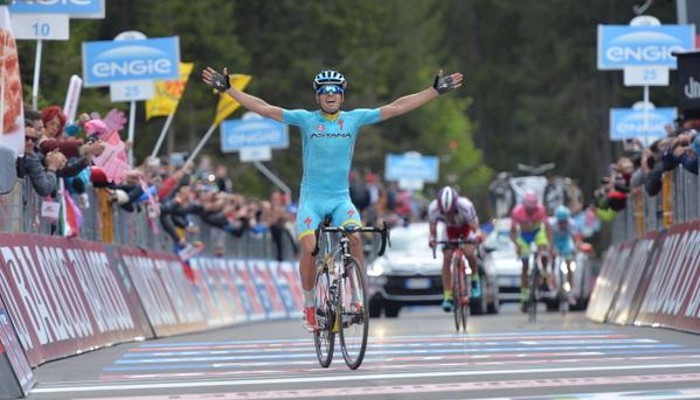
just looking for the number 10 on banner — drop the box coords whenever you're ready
[11,14,69,41]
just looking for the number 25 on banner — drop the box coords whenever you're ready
[624,66,670,86]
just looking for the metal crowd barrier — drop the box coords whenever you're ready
[612,168,700,243]
[0,179,297,261]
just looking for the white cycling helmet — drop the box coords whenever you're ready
[313,69,347,91]
[437,186,458,214]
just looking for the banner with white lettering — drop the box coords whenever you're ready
[272,261,305,318]
[606,236,658,325]
[585,244,630,323]
[231,259,267,321]
[635,222,700,331]
[0,296,34,398]
[0,234,152,366]
[116,247,208,337]
[187,257,247,326]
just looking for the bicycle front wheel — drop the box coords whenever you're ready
[338,256,369,370]
[313,268,335,368]
[528,264,539,323]
[452,257,468,332]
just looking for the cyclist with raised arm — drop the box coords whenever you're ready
[427,186,480,312]
[509,189,553,310]
[202,66,463,332]
[549,205,580,304]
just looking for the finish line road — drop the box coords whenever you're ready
[27,305,700,400]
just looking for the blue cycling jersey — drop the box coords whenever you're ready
[282,108,381,193]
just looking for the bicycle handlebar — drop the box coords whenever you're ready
[311,220,391,257]
[431,238,479,259]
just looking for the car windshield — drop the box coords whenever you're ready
[485,231,517,258]
[390,224,429,253]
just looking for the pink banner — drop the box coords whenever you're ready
[0,234,152,366]
[116,247,208,336]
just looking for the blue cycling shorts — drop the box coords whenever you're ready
[296,190,361,239]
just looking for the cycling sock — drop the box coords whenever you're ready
[303,289,315,308]
[520,288,529,302]
[443,290,453,300]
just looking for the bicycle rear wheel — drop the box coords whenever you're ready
[313,268,335,368]
[338,256,369,370]
[528,263,539,323]
[452,257,468,332]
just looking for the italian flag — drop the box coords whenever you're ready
[58,180,82,238]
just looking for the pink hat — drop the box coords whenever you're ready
[84,119,110,138]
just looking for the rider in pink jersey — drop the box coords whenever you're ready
[509,189,553,308]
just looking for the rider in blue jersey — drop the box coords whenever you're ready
[549,205,580,300]
[202,66,463,332]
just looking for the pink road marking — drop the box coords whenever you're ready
[82,373,700,400]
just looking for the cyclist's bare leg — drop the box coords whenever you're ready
[348,232,365,308]
[464,244,478,277]
[299,235,317,291]
[349,232,364,268]
[299,234,318,331]
[441,247,454,294]
[565,258,574,289]
[538,244,553,288]
[520,257,529,294]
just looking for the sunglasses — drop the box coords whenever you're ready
[316,85,344,95]
[25,136,39,143]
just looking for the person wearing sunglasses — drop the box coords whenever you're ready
[202,66,463,332]
[17,111,66,197]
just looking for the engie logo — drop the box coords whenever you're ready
[598,25,694,69]
[9,0,104,16]
[82,36,180,87]
[609,107,676,141]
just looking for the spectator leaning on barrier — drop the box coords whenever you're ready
[17,111,66,197]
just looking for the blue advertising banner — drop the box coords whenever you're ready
[609,107,677,140]
[82,36,180,87]
[385,153,439,182]
[220,117,288,152]
[597,24,694,70]
[10,0,104,18]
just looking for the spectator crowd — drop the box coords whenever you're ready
[594,116,700,222]
[11,104,428,263]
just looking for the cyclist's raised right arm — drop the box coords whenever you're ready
[202,67,283,122]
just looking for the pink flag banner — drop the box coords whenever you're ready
[92,131,130,184]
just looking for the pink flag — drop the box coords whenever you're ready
[92,131,130,183]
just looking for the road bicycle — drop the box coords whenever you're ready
[433,238,478,332]
[524,243,552,323]
[311,218,390,370]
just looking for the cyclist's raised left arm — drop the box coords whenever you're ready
[378,71,463,121]
[202,67,284,121]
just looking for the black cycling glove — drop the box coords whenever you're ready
[206,69,231,93]
[433,72,457,95]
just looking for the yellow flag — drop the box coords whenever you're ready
[145,62,194,121]
[213,74,252,126]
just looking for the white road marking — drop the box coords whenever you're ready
[32,362,700,394]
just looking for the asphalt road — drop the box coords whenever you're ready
[26,303,700,400]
